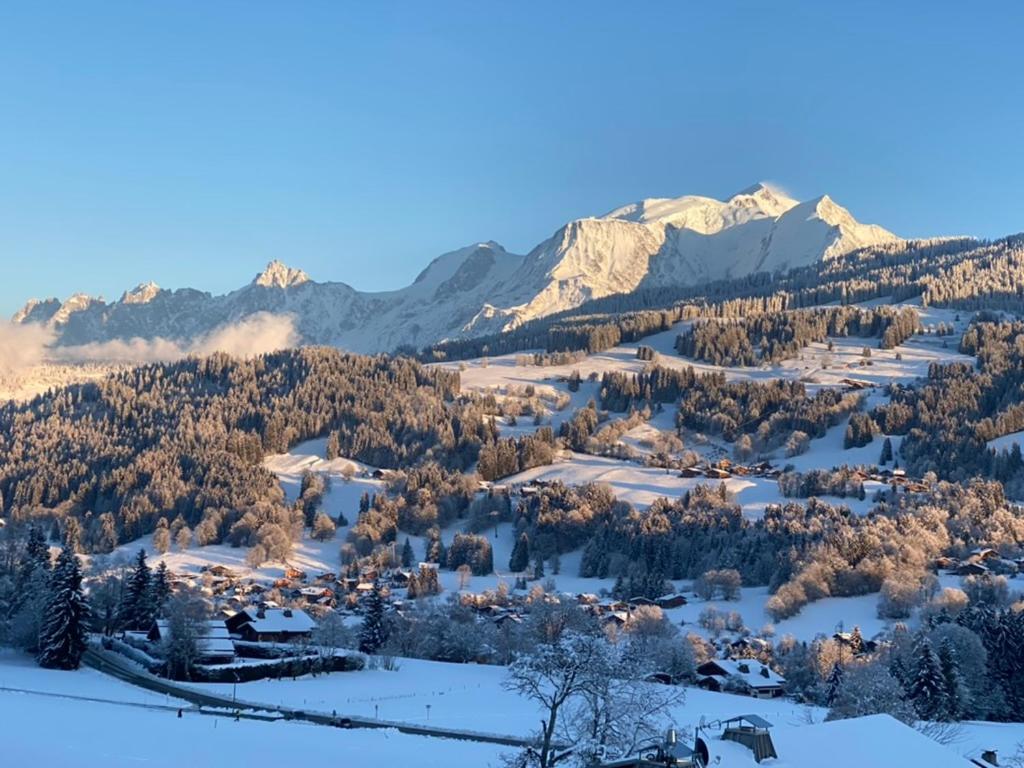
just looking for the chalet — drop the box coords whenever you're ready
[696,659,786,698]
[284,567,308,581]
[832,631,878,655]
[602,610,630,627]
[294,586,334,604]
[679,466,703,478]
[704,467,731,479]
[203,565,237,579]
[225,607,316,643]
[727,637,771,656]
[957,561,989,576]
[390,570,413,587]
[969,547,1000,561]
[148,619,235,664]
[627,596,657,608]
[656,593,688,610]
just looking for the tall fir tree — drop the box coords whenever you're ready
[908,636,947,721]
[358,582,387,654]
[401,537,415,568]
[37,547,90,670]
[937,636,966,721]
[12,524,52,651]
[150,560,172,618]
[509,532,530,573]
[826,662,844,706]
[119,549,153,631]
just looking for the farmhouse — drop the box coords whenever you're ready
[225,607,316,643]
[696,659,786,698]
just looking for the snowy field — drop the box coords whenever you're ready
[0,652,504,767]
[2,649,1019,767]
[192,654,822,737]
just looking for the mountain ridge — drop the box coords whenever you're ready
[11,183,899,354]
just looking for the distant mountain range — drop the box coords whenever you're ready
[11,183,899,354]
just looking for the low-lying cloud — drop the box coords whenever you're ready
[1,312,301,372]
[0,322,57,376]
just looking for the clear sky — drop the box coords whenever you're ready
[1,1,1022,315]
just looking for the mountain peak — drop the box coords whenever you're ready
[253,260,310,289]
[120,281,162,305]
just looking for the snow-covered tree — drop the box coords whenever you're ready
[37,547,90,670]
[118,549,153,631]
[401,537,415,568]
[826,661,845,706]
[937,636,967,721]
[827,662,915,724]
[358,582,387,654]
[11,525,51,651]
[909,636,947,720]
[162,590,208,680]
[151,560,171,618]
[509,532,531,573]
[311,512,337,542]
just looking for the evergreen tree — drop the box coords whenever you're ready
[358,582,387,654]
[826,662,844,706]
[937,637,966,721]
[401,537,415,568]
[509,532,531,573]
[150,561,172,618]
[37,547,90,670]
[909,636,947,720]
[879,437,894,465]
[119,549,153,631]
[12,524,52,651]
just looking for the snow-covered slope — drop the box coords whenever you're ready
[10,183,898,354]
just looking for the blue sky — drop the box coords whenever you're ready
[1,1,1022,315]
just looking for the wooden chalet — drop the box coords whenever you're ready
[696,659,786,698]
[225,607,316,643]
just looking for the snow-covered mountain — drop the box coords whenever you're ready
[10,183,898,354]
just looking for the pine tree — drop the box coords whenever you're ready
[37,547,90,670]
[937,637,966,721]
[909,636,947,720]
[12,524,52,651]
[879,437,894,465]
[119,549,153,631]
[533,552,545,579]
[151,561,172,618]
[401,537,415,568]
[509,532,530,573]
[358,582,387,654]
[826,662,844,706]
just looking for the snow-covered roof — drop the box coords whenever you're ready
[711,714,973,768]
[154,619,234,657]
[698,659,785,689]
[237,608,316,634]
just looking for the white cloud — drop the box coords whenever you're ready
[0,321,56,375]
[5,312,302,369]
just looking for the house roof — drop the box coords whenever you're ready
[714,714,974,768]
[698,659,786,688]
[154,619,234,657]
[235,608,316,634]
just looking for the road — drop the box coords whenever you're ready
[83,646,539,748]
